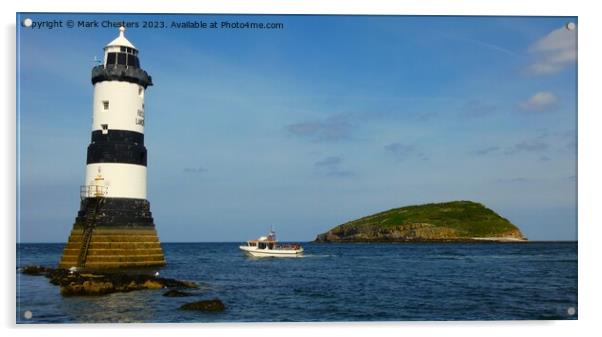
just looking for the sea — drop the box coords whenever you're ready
[16,242,577,323]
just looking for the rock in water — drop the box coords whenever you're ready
[21,265,53,275]
[163,289,194,297]
[180,299,225,312]
[315,200,526,243]
[62,280,115,296]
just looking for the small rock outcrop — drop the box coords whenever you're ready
[21,265,53,276]
[163,289,194,297]
[180,299,226,312]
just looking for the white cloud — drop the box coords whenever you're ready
[527,24,577,75]
[520,92,558,111]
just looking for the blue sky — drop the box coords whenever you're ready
[17,14,577,242]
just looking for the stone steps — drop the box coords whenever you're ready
[64,242,162,249]
[68,235,160,243]
[62,248,164,256]
[69,260,167,269]
[58,228,166,269]
[60,254,165,263]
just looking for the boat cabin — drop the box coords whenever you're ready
[246,240,276,250]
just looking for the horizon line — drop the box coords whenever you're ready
[16,240,578,244]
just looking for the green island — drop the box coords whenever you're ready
[315,200,526,242]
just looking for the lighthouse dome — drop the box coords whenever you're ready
[101,26,143,70]
[105,26,136,49]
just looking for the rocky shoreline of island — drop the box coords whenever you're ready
[313,238,529,243]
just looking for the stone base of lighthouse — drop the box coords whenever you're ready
[58,198,166,270]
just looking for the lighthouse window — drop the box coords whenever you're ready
[117,53,127,65]
[106,52,116,65]
[102,101,109,110]
[127,54,137,67]
[101,124,109,134]
[126,55,139,68]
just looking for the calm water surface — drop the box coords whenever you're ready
[16,242,577,323]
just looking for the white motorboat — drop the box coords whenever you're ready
[239,230,303,257]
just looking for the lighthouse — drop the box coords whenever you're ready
[59,27,165,269]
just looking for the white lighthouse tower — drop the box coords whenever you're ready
[59,27,165,269]
[86,25,148,200]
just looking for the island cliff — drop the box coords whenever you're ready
[315,201,525,243]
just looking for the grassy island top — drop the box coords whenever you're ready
[318,200,524,241]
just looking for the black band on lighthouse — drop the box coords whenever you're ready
[74,197,155,228]
[91,64,153,88]
[87,130,147,166]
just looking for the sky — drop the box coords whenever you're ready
[16,13,577,242]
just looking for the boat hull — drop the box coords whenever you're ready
[239,246,303,257]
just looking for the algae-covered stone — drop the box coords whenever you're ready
[163,289,193,297]
[142,280,164,289]
[180,299,225,312]
[21,265,52,275]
